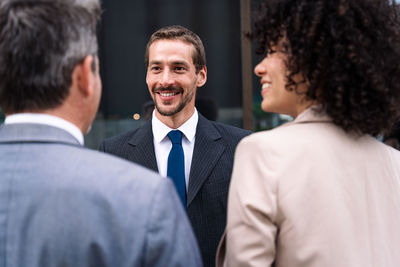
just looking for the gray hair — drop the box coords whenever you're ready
[0,0,101,113]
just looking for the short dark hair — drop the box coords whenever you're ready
[0,0,101,114]
[144,25,206,73]
[252,0,400,136]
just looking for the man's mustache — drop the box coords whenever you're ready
[152,85,184,93]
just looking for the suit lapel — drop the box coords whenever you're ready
[127,120,158,172]
[187,114,225,206]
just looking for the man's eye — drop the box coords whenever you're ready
[151,66,161,71]
[175,66,185,71]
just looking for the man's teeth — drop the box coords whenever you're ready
[262,83,272,89]
[160,92,178,97]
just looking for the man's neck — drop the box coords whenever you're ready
[155,108,195,129]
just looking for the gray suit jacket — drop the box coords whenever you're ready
[0,123,202,267]
[99,113,251,267]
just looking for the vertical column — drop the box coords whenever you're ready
[240,0,254,130]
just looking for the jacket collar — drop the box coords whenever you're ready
[289,105,331,126]
[0,123,81,146]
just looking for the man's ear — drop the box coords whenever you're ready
[73,55,96,97]
[196,66,207,88]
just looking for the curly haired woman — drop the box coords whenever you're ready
[217,0,400,266]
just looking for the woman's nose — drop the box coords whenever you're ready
[254,61,266,77]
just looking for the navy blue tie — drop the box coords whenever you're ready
[167,130,186,208]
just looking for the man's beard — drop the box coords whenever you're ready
[152,85,195,116]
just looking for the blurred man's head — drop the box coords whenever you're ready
[0,0,101,133]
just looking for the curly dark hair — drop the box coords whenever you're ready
[252,0,400,136]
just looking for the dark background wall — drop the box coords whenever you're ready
[0,0,288,148]
[97,0,243,120]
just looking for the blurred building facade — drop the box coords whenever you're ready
[0,0,293,149]
[85,0,246,148]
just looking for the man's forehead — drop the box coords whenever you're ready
[148,39,195,64]
[150,39,194,49]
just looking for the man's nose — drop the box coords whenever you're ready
[160,69,175,87]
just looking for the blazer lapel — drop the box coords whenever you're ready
[187,114,225,206]
[127,120,158,172]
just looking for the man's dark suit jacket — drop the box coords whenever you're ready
[99,113,251,267]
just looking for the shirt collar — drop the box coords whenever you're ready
[4,113,84,145]
[152,108,198,143]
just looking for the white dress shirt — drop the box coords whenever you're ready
[152,109,198,190]
[4,113,84,145]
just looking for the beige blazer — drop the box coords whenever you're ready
[217,107,400,267]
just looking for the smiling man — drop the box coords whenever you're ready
[146,37,206,128]
[99,25,251,267]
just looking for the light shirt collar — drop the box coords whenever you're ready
[152,108,198,143]
[4,113,84,145]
